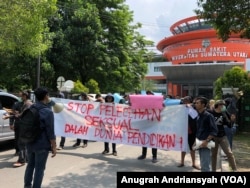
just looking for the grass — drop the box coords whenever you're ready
[233,132,250,171]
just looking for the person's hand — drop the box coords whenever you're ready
[2,114,10,120]
[51,147,57,158]
[10,125,14,130]
[200,140,208,148]
[3,107,14,114]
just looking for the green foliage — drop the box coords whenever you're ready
[221,66,248,87]
[0,0,58,56]
[140,79,156,92]
[40,61,55,87]
[214,66,250,98]
[241,82,250,94]
[0,0,151,93]
[195,0,250,41]
[47,0,149,93]
[85,79,100,94]
[71,80,89,94]
[214,77,223,99]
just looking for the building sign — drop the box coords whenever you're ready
[171,46,248,61]
[202,39,211,48]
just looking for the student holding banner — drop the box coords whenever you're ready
[177,96,200,170]
[102,93,118,156]
[137,90,158,163]
[72,92,89,148]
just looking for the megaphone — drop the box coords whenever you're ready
[52,103,64,113]
[192,138,215,150]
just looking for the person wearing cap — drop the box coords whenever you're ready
[177,96,200,170]
[72,92,89,148]
[194,96,218,172]
[209,99,237,172]
[102,93,118,156]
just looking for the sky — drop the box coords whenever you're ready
[125,0,199,52]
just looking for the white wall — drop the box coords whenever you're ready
[246,58,250,71]
[146,62,172,76]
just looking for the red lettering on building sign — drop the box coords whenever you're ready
[65,124,89,135]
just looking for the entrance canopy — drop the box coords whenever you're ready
[160,63,244,84]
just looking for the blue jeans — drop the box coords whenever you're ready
[224,126,237,150]
[199,147,211,172]
[24,149,49,188]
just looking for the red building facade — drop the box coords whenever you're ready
[155,16,250,98]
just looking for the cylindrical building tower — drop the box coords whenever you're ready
[156,16,250,98]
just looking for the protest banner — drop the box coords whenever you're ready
[52,98,189,152]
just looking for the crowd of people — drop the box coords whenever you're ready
[177,95,239,172]
[3,89,241,187]
[53,91,240,172]
[3,88,56,188]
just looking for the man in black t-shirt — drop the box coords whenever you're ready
[209,100,237,172]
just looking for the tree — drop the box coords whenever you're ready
[47,0,150,93]
[0,0,151,92]
[140,79,156,92]
[71,80,89,94]
[0,0,58,56]
[214,66,249,98]
[0,0,58,91]
[195,0,250,41]
[85,79,100,94]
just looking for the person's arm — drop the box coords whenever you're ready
[201,114,218,147]
[45,109,57,157]
[9,102,19,130]
[50,139,57,158]
[207,114,218,141]
[49,112,56,157]
[223,111,231,128]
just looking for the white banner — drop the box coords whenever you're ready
[52,98,189,152]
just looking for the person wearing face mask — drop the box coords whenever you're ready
[208,100,237,172]
[8,91,33,167]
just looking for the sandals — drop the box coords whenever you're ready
[192,165,201,170]
[102,150,109,154]
[177,164,184,167]
[177,164,200,170]
[13,162,25,167]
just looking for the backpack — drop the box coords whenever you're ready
[19,105,45,144]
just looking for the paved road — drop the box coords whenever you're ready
[0,137,228,188]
